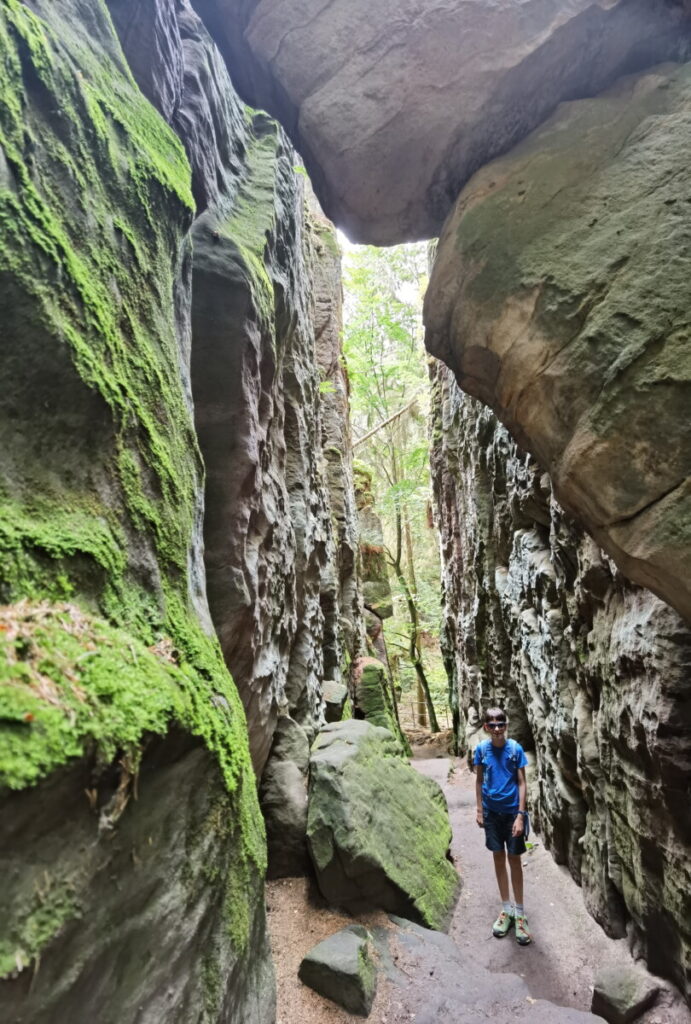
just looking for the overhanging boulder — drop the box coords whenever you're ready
[190,0,689,242]
[425,63,691,625]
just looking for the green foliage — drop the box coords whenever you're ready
[343,244,448,718]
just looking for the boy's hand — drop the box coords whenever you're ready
[476,809,484,828]
[512,814,524,837]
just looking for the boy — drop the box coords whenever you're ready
[474,706,531,945]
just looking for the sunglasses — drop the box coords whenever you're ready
[486,721,507,729]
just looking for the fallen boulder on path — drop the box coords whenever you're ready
[591,964,660,1024]
[306,720,458,929]
[298,925,377,1016]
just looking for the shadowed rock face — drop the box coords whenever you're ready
[110,0,362,776]
[0,2,271,1015]
[426,63,691,626]
[189,0,689,243]
[430,361,691,1000]
[0,735,274,1024]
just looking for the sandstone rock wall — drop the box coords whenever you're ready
[109,0,363,778]
[189,0,690,243]
[430,360,691,999]
[0,0,270,1019]
[425,63,691,626]
[1,0,362,1016]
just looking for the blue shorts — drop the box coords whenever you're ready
[483,809,526,855]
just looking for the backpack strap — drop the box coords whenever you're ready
[506,738,520,767]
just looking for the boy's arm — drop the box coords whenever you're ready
[475,765,484,827]
[512,766,527,837]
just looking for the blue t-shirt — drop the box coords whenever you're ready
[473,738,528,814]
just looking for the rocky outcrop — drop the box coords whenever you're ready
[0,0,269,1019]
[352,657,410,756]
[189,0,689,243]
[259,716,311,878]
[190,109,334,774]
[430,360,691,999]
[425,63,691,626]
[310,192,363,698]
[109,0,362,777]
[307,720,459,929]
[1,726,273,1024]
[355,464,394,622]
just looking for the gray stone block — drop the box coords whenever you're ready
[298,926,377,1016]
[591,965,660,1024]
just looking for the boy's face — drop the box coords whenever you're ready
[484,716,507,745]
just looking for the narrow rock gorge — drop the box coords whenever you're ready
[1,0,690,1020]
[430,362,691,999]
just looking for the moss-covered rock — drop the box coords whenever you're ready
[426,63,691,625]
[298,925,377,1016]
[307,720,458,930]
[0,731,273,1024]
[353,657,410,756]
[0,1,270,1017]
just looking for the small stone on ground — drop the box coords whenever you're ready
[299,925,377,1016]
[592,965,660,1024]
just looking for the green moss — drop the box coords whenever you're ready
[217,116,283,318]
[0,0,199,597]
[355,660,410,756]
[0,1,266,976]
[0,875,78,978]
[0,602,182,789]
[353,461,374,499]
[357,943,376,1003]
[309,725,457,930]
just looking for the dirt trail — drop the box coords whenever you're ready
[268,756,690,1024]
[416,757,690,1024]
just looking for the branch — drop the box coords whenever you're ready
[352,393,422,449]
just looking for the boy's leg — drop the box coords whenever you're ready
[508,854,532,945]
[508,854,523,906]
[493,851,510,903]
[491,851,514,937]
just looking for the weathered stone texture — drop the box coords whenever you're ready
[425,63,691,626]
[310,191,364,694]
[189,0,689,242]
[0,1,271,1018]
[298,925,377,1016]
[0,735,273,1024]
[355,464,394,621]
[430,360,691,999]
[259,715,311,878]
[307,720,459,930]
[112,0,362,776]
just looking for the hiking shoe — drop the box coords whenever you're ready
[492,911,514,938]
[515,914,532,945]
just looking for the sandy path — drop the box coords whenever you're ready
[267,755,690,1024]
[417,757,690,1024]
